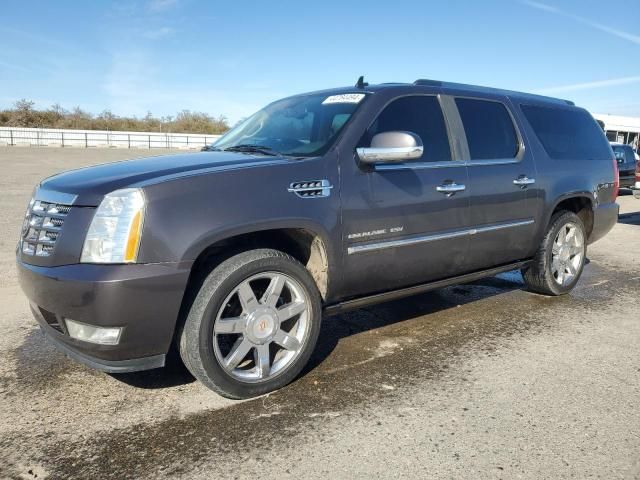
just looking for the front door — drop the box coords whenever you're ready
[452,96,539,271]
[338,95,471,299]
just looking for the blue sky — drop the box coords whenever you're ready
[1,0,639,123]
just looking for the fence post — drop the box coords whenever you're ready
[166,135,169,149]
[10,129,13,146]
[85,132,88,148]
[148,135,151,149]
[128,134,131,149]
[61,132,65,148]
[36,130,40,147]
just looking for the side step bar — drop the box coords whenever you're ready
[324,260,531,316]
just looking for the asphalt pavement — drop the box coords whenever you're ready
[0,147,638,479]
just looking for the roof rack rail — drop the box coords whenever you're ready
[564,99,575,106]
[413,79,442,87]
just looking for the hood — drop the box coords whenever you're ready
[38,151,288,206]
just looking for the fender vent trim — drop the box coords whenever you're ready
[288,180,333,198]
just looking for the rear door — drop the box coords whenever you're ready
[452,96,539,271]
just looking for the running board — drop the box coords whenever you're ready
[323,260,531,316]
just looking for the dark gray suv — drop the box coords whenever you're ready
[17,79,619,398]
[610,142,638,189]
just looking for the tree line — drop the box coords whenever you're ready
[0,100,230,134]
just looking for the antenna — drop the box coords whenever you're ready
[355,76,368,88]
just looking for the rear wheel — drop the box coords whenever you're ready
[179,249,322,399]
[522,211,587,296]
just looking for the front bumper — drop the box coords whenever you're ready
[17,259,192,373]
[589,202,619,245]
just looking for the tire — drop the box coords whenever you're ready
[179,248,322,399]
[522,210,587,296]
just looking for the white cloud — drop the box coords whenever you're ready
[519,0,640,45]
[147,0,180,12]
[520,0,558,13]
[142,27,175,39]
[534,76,640,95]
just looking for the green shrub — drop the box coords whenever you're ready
[0,100,229,134]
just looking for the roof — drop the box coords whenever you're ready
[412,79,575,106]
[296,79,576,108]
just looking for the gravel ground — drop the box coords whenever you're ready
[0,147,638,479]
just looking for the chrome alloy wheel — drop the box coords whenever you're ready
[551,222,585,286]
[213,272,310,383]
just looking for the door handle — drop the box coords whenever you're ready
[513,176,535,188]
[436,183,466,196]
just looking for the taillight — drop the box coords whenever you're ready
[636,160,640,180]
[612,157,619,201]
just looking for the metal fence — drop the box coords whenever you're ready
[0,127,221,150]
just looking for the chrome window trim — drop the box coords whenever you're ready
[374,160,466,171]
[347,219,535,255]
[465,158,521,167]
[374,157,521,171]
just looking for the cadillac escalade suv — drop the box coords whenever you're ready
[17,79,619,398]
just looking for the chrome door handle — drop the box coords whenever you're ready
[436,183,466,196]
[513,176,535,187]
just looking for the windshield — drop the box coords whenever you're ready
[212,92,368,157]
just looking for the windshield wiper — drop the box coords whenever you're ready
[223,144,281,156]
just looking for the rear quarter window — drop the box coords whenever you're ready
[521,105,612,161]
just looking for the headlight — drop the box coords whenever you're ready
[21,196,35,238]
[81,188,145,263]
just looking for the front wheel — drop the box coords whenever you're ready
[522,211,587,296]
[179,249,322,399]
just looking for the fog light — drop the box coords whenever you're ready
[65,319,122,345]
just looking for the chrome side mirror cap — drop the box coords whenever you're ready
[356,131,424,164]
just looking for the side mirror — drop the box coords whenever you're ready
[356,131,424,164]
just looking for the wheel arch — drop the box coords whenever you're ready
[181,221,334,303]
[546,192,595,239]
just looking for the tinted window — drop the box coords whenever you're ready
[521,105,612,161]
[364,96,451,162]
[612,146,628,163]
[612,145,637,168]
[455,98,519,160]
[624,146,635,165]
[214,92,367,157]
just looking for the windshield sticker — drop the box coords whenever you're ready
[322,94,366,105]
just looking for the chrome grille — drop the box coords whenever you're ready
[21,199,71,257]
